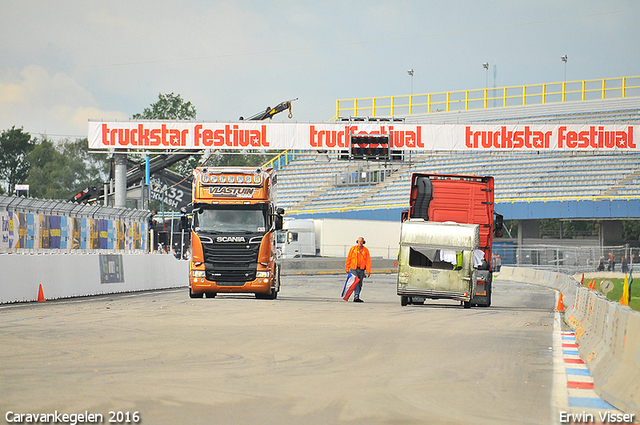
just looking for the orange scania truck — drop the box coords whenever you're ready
[183,167,284,299]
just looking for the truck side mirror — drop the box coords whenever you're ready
[494,213,504,238]
[275,214,283,231]
[274,207,284,231]
[180,215,189,231]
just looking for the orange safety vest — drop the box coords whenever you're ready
[345,245,371,274]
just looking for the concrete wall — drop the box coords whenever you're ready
[280,257,397,276]
[499,266,640,417]
[0,253,188,303]
[314,218,401,259]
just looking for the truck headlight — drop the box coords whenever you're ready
[192,270,206,278]
[256,271,270,278]
[398,272,409,284]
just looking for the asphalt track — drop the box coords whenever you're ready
[0,275,557,425]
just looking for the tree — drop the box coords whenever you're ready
[623,221,640,243]
[132,93,196,120]
[130,92,198,173]
[25,137,109,199]
[0,127,35,195]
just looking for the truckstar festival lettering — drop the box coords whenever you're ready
[99,124,269,148]
[101,124,189,147]
[193,124,268,148]
[309,125,423,148]
[465,125,635,150]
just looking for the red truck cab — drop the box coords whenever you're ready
[399,173,503,308]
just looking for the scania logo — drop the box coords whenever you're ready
[216,236,246,243]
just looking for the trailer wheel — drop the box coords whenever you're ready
[401,296,409,306]
[463,301,471,309]
[483,290,492,307]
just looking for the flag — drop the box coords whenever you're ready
[341,272,360,301]
[620,273,630,306]
[628,270,634,305]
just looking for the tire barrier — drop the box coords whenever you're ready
[500,266,639,417]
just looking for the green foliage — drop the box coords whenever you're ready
[132,93,196,120]
[202,150,278,169]
[25,137,108,199]
[501,220,518,238]
[0,127,35,195]
[540,219,598,238]
[623,221,640,243]
[131,92,198,174]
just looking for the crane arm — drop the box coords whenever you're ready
[240,98,298,121]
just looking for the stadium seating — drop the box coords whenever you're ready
[276,151,640,212]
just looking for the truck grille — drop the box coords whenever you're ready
[201,239,260,283]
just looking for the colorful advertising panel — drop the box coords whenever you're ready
[49,216,61,249]
[80,218,88,249]
[0,212,19,250]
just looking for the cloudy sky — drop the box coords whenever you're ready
[1,0,639,140]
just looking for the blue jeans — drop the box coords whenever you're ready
[350,268,365,298]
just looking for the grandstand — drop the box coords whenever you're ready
[272,76,640,223]
[276,151,640,212]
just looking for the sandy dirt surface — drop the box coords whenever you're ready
[0,274,556,425]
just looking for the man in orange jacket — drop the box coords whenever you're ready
[345,237,371,302]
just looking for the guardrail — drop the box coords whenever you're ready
[499,266,640,417]
[335,76,640,118]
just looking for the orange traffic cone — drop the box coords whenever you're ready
[37,284,46,302]
[555,293,565,311]
[588,280,596,291]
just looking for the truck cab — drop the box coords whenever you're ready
[276,218,316,258]
[398,173,502,308]
[184,167,284,299]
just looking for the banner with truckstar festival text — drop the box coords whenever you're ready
[88,121,638,152]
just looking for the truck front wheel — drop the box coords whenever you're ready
[189,288,204,298]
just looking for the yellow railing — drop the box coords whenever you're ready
[335,76,640,119]
[262,150,297,170]
[286,194,640,216]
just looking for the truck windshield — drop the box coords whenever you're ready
[196,207,267,233]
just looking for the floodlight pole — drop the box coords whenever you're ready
[482,62,489,89]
